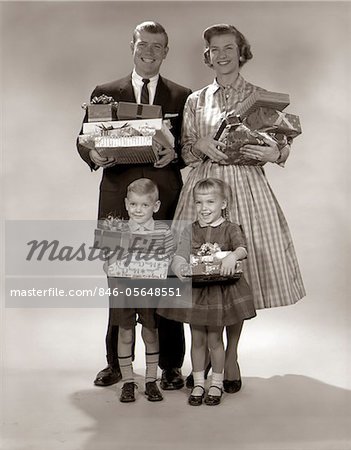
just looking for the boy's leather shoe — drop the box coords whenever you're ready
[94,365,122,387]
[120,382,136,403]
[160,368,184,390]
[145,381,163,402]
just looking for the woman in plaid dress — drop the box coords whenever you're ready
[174,24,306,393]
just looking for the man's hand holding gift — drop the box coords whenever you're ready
[152,120,177,168]
[154,146,177,168]
[89,149,117,169]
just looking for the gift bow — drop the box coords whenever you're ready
[101,216,129,231]
[81,94,118,109]
[197,242,221,256]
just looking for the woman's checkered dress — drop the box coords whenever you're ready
[174,76,306,309]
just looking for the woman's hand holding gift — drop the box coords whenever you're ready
[240,134,280,163]
[193,136,228,163]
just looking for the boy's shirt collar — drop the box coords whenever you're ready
[128,217,155,232]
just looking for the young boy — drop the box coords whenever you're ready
[106,178,175,403]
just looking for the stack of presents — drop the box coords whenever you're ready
[214,90,302,165]
[78,94,174,164]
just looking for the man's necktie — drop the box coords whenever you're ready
[141,78,150,104]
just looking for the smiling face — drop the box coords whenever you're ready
[208,33,240,77]
[131,30,169,78]
[194,192,227,225]
[125,192,160,224]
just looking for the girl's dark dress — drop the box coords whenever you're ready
[158,220,256,326]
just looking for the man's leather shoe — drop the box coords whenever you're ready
[120,382,136,403]
[145,381,163,402]
[223,378,242,394]
[94,365,122,387]
[160,368,184,390]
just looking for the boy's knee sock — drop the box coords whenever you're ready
[118,354,134,383]
[145,351,159,383]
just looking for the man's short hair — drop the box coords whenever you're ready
[132,21,168,47]
[126,178,159,202]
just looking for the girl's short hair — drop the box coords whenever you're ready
[203,23,252,67]
[193,178,228,200]
[127,178,159,202]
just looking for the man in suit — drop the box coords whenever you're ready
[77,21,191,390]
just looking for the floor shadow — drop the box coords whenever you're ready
[71,374,351,450]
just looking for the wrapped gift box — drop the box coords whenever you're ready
[214,115,241,140]
[220,125,268,166]
[154,122,175,148]
[86,104,118,122]
[94,225,170,253]
[93,228,130,251]
[107,254,170,280]
[244,107,302,138]
[95,220,172,279]
[95,135,158,163]
[214,115,297,166]
[236,90,290,117]
[188,252,243,283]
[82,118,162,135]
[117,102,162,120]
[78,134,97,151]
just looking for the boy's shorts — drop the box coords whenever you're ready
[110,307,158,329]
[108,277,159,329]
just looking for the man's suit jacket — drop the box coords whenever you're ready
[77,74,191,221]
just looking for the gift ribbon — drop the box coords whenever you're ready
[273,111,295,130]
[136,104,143,117]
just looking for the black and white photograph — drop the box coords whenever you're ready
[1,1,350,449]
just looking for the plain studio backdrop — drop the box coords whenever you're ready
[1,2,351,450]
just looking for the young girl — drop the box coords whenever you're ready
[158,178,256,406]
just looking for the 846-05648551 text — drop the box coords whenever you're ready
[9,287,182,297]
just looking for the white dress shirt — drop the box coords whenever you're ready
[131,70,159,105]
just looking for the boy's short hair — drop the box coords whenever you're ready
[193,178,228,200]
[126,178,159,202]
